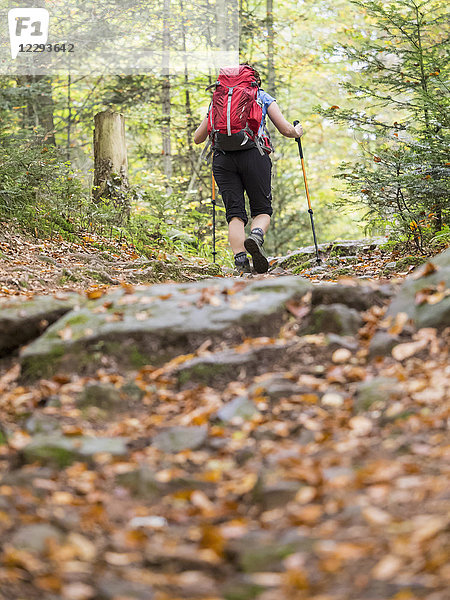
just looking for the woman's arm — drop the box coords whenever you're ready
[194,116,208,144]
[266,102,303,138]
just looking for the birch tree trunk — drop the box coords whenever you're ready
[93,109,130,220]
[180,0,194,158]
[161,0,173,195]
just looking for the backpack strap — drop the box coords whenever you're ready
[226,87,234,136]
[200,137,212,163]
[254,136,265,155]
[244,124,264,155]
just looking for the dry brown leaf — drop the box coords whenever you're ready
[411,515,448,543]
[411,261,438,280]
[86,289,103,300]
[372,554,402,580]
[362,506,392,526]
[332,348,352,363]
[388,311,409,335]
[61,583,95,600]
[392,338,428,360]
[349,415,373,435]
[285,299,309,319]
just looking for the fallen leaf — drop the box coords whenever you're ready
[372,554,402,580]
[411,261,438,280]
[392,338,428,360]
[362,506,392,526]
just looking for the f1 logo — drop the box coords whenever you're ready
[8,8,49,59]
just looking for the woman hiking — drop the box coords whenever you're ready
[194,63,304,274]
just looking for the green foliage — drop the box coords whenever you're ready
[317,0,450,249]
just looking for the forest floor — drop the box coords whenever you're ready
[0,221,429,298]
[0,226,449,600]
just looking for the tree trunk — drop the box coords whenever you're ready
[266,0,280,251]
[93,109,129,219]
[216,0,227,49]
[180,0,194,159]
[266,0,275,96]
[161,0,173,195]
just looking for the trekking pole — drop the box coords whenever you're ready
[293,120,322,264]
[212,172,217,263]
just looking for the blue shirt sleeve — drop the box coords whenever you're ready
[258,89,276,135]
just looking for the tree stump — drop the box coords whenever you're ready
[93,109,130,218]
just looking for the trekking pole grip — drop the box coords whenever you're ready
[293,120,303,157]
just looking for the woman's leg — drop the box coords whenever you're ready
[251,213,271,233]
[228,217,246,255]
[213,152,248,251]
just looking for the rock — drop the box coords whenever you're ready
[46,395,62,407]
[77,383,122,411]
[354,377,401,412]
[20,276,311,379]
[1,467,55,487]
[24,414,61,435]
[386,247,450,330]
[250,375,308,401]
[121,380,145,401]
[145,541,224,574]
[226,530,315,573]
[215,396,259,422]
[0,293,83,356]
[304,303,363,335]
[173,342,296,390]
[96,575,154,600]
[117,467,213,499]
[174,351,256,388]
[116,468,164,499]
[253,480,302,510]
[22,435,129,467]
[222,578,266,600]
[369,331,401,358]
[276,238,386,271]
[153,426,207,453]
[11,523,64,553]
[325,333,359,351]
[311,283,393,310]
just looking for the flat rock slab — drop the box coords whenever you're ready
[11,523,64,553]
[215,396,259,422]
[20,277,311,379]
[304,303,363,335]
[311,282,394,310]
[117,466,214,499]
[22,435,130,467]
[386,247,450,330]
[153,426,208,453]
[277,237,386,268]
[172,341,296,389]
[0,293,84,356]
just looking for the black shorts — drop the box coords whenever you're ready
[212,147,273,226]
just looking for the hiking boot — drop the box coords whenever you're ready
[234,252,252,275]
[244,228,269,274]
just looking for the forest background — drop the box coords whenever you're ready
[0,0,448,266]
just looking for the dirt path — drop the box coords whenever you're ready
[0,231,448,600]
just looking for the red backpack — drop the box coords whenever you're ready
[205,65,268,156]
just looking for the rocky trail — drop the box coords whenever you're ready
[0,231,449,600]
